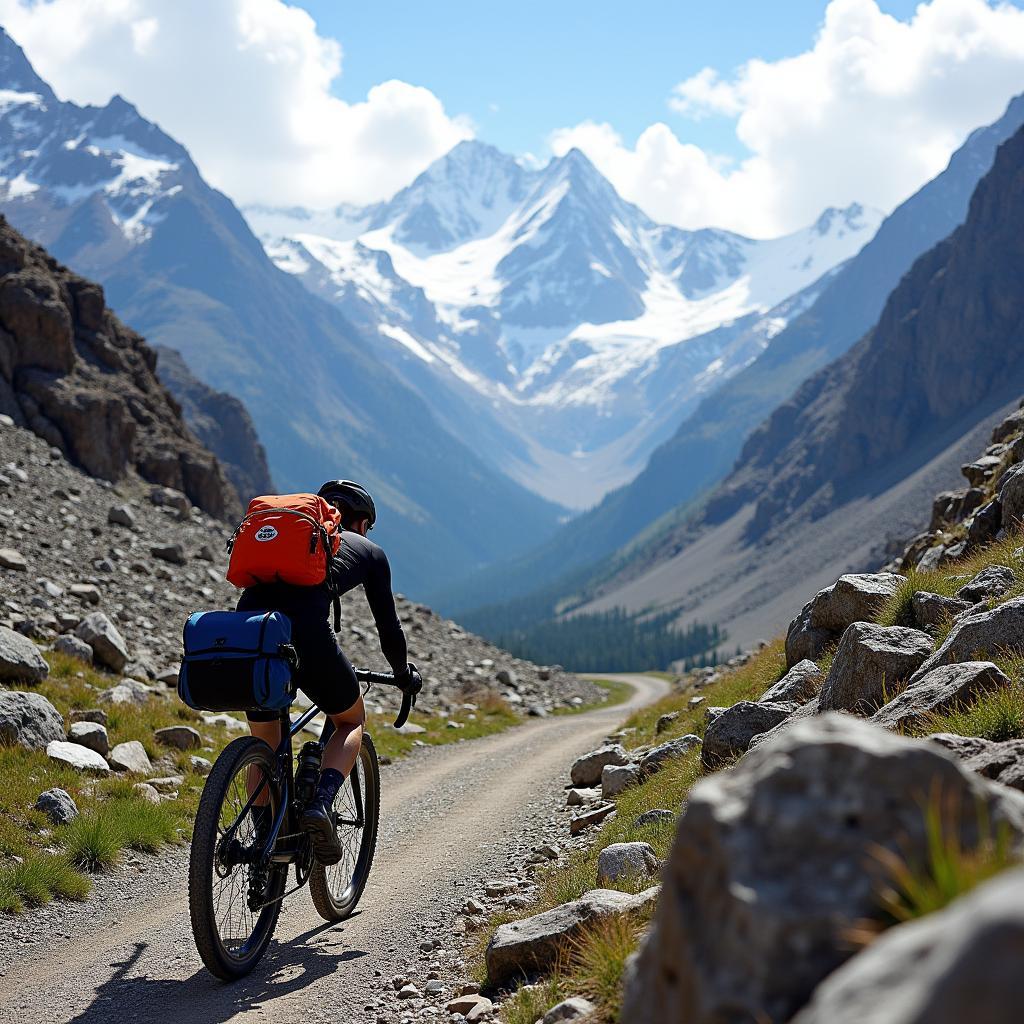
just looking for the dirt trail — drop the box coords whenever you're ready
[0,674,667,1024]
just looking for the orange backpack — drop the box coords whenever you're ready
[226,493,342,589]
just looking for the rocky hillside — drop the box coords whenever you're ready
[563,116,1024,652]
[469,402,1024,1024]
[153,346,274,501]
[0,215,236,518]
[0,418,599,718]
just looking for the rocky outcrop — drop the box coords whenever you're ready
[792,868,1024,1024]
[0,217,236,516]
[871,662,1009,732]
[620,715,1024,1024]
[154,345,273,502]
[701,700,795,768]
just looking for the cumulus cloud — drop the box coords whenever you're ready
[553,0,1024,235]
[0,0,473,207]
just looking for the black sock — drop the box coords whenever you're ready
[316,768,345,809]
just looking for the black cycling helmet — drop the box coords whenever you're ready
[317,479,377,529]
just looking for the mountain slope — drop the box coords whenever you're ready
[248,142,879,509]
[0,28,562,595]
[578,118,1024,650]
[0,214,235,515]
[442,91,1024,621]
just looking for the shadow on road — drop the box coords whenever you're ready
[67,923,369,1024]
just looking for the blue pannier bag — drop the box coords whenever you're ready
[179,610,297,713]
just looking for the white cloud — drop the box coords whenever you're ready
[552,0,1024,235]
[0,0,473,207]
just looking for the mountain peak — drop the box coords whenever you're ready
[0,27,55,101]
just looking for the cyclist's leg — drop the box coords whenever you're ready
[322,696,366,778]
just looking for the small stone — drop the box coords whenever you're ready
[155,725,201,750]
[0,547,27,571]
[67,721,109,756]
[107,740,153,774]
[541,997,598,1023]
[397,984,420,1000]
[570,803,615,835]
[147,775,185,794]
[597,842,659,886]
[107,505,136,528]
[69,708,107,727]
[35,788,78,825]
[189,755,213,775]
[69,583,101,605]
[53,633,94,663]
[602,762,641,798]
[47,739,110,773]
[133,782,161,805]
[150,542,187,565]
[75,612,130,672]
[635,809,675,828]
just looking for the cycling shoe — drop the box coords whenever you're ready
[300,801,343,865]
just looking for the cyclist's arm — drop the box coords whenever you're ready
[361,545,408,676]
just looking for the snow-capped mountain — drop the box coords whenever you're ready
[0,28,564,596]
[246,141,882,507]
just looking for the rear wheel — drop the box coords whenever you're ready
[188,736,287,980]
[309,733,380,921]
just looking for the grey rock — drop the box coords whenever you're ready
[495,668,516,687]
[99,680,153,705]
[998,462,1024,528]
[759,659,822,704]
[785,601,835,668]
[792,868,1024,1024]
[639,735,702,775]
[69,708,107,727]
[596,842,659,885]
[133,782,161,804]
[542,997,597,1023]
[190,755,213,775]
[961,454,1002,487]
[635,809,675,828]
[53,633,94,663]
[46,739,110,773]
[486,887,659,984]
[570,743,629,787]
[395,721,426,735]
[911,591,971,629]
[702,701,795,768]
[75,611,129,672]
[151,542,187,565]
[910,597,1024,683]
[0,547,27,570]
[601,762,641,798]
[926,732,995,760]
[107,740,152,774]
[67,720,109,756]
[964,740,1024,782]
[0,689,64,749]
[570,803,616,835]
[656,711,679,733]
[147,775,184,793]
[106,504,136,528]
[871,662,1009,732]
[154,725,201,750]
[819,623,933,714]
[956,564,1016,603]
[620,715,1024,1024]
[808,573,903,632]
[69,583,101,605]
[0,625,49,683]
[35,787,78,825]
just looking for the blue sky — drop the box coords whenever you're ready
[295,0,927,158]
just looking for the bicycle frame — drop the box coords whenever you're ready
[217,704,364,872]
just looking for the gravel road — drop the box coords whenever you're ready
[0,674,667,1024]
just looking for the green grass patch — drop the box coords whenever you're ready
[570,913,646,1020]
[551,677,635,717]
[876,568,962,628]
[0,853,90,913]
[923,683,1024,742]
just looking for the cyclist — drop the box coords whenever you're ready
[236,479,421,864]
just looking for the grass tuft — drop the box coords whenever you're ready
[0,853,91,913]
[570,914,646,1019]
[923,683,1024,742]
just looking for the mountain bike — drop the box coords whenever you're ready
[187,668,415,980]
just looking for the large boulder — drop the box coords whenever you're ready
[701,701,795,769]
[570,744,629,787]
[871,662,1009,732]
[596,842,659,886]
[638,735,702,775]
[819,623,933,714]
[619,715,1024,1024]
[910,597,1024,684]
[759,659,822,704]
[0,690,64,749]
[956,564,1016,603]
[0,625,49,683]
[808,573,903,632]
[792,868,1024,1024]
[785,601,835,668]
[486,887,658,984]
[74,612,129,672]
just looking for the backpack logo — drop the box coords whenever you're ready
[254,525,278,542]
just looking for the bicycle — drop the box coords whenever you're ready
[187,668,415,980]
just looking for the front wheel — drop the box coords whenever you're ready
[309,732,380,921]
[188,736,287,980]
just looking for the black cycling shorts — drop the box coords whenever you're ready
[236,597,361,723]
